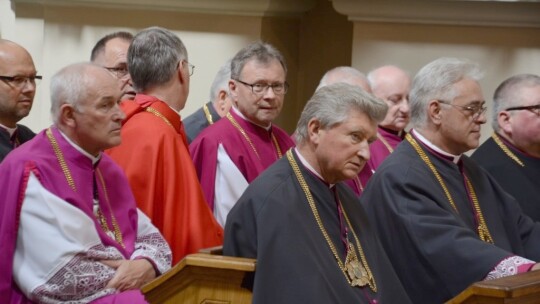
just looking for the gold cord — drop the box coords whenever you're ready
[226,112,283,159]
[405,134,494,244]
[286,150,377,292]
[376,132,394,154]
[203,103,214,125]
[492,133,524,167]
[46,128,125,248]
[146,107,173,128]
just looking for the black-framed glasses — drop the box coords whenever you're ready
[438,100,487,120]
[235,79,289,95]
[0,75,42,88]
[104,66,129,79]
[505,104,540,116]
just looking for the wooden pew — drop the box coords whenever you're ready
[447,270,540,303]
[142,252,255,304]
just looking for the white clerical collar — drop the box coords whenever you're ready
[0,123,17,137]
[231,106,272,131]
[411,129,461,164]
[294,147,335,188]
[58,130,101,165]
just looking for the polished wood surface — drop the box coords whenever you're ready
[142,253,255,304]
[447,270,540,304]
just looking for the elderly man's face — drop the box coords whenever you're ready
[92,38,135,101]
[229,58,286,127]
[505,84,540,153]
[72,68,125,156]
[313,109,377,184]
[0,44,37,127]
[373,71,410,132]
[438,78,486,155]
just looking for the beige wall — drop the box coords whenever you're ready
[351,22,540,145]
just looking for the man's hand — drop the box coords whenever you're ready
[531,263,540,271]
[102,259,156,291]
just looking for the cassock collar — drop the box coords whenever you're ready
[379,125,404,137]
[411,129,461,164]
[231,106,272,131]
[294,148,334,188]
[0,123,17,137]
[58,129,102,165]
[496,132,539,159]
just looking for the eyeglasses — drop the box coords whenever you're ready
[505,104,540,116]
[0,75,42,88]
[438,100,487,120]
[235,79,289,95]
[104,66,129,79]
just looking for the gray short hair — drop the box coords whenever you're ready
[209,59,232,102]
[128,27,188,92]
[295,83,387,144]
[50,62,107,124]
[492,73,540,131]
[230,41,287,80]
[316,66,368,91]
[409,57,483,128]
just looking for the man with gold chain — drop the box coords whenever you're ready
[106,27,223,264]
[472,74,540,221]
[190,42,295,227]
[0,62,172,303]
[362,58,540,303]
[224,83,411,303]
[183,59,233,143]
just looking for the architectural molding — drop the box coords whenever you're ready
[332,0,540,28]
[12,0,317,17]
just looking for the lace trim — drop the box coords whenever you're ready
[484,256,535,280]
[131,232,172,275]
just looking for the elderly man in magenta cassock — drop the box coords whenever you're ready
[472,74,540,221]
[362,57,540,303]
[224,83,412,304]
[190,42,295,227]
[0,62,171,303]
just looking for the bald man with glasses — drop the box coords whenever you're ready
[0,39,40,162]
[190,41,295,227]
[472,74,540,221]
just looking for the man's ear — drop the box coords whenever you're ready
[498,111,512,135]
[177,61,187,85]
[60,104,77,128]
[428,99,443,126]
[228,80,239,107]
[307,118,322,145]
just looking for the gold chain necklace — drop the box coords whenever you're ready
[226,112,283,160]
[46,128,125,248]
[146,107,173,128]
[405,134,494,243]
[286,150,377,291]
[377,132,394,153]
[492,133,524,167]
[203,103,214,125]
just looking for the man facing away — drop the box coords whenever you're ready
[0,39,39,162]
[362,57,540,303]
[184,59,233,143]
[190,42,295,227]
[224,83,411,304]
[0,62,171,303]
[356,65,411,191]
[472,74,540,221]
[106,27,223,264]
[91,31,136,101]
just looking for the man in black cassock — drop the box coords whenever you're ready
[362,58,540,304]
[472,74,540,221]
[224,83,412,304]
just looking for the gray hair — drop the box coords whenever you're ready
[316,66,368,91]
[209,59,232,102]
[50,62,108,124]
[492,73,540,131]
[409,57,483,129]
[128,27,188,92]
[295,83,388,144]
[230,41,287,80]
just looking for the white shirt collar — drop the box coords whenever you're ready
[231,106,272,131]
[58,130,101,165]
[0,123,17,137]
[411,129,461,164]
